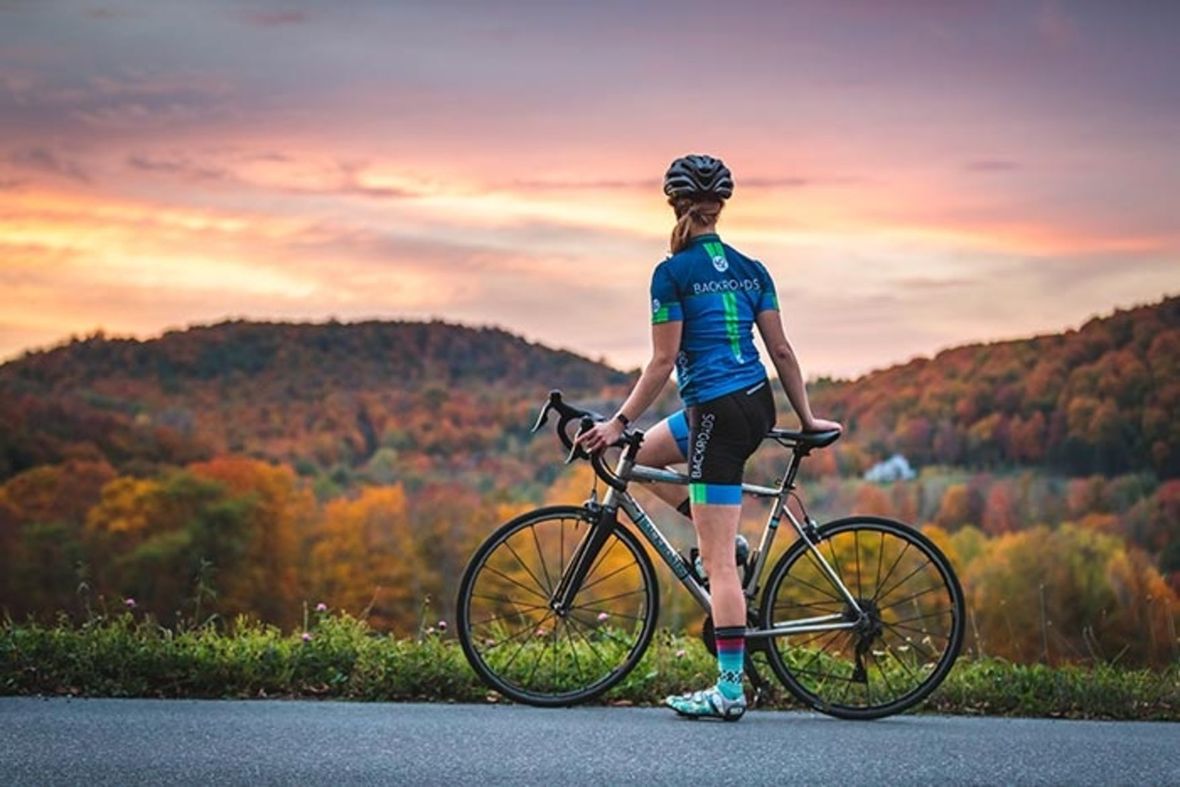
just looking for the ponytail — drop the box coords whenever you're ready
[669,198,723,254]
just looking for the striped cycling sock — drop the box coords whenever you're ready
[714,625,746,700]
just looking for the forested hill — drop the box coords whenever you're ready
[1,296,1175,487]
[0,320,630,488]
[811,296,1179,478]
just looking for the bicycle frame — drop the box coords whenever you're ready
[552,440,865,640]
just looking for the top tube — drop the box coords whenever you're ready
[627,464,781,498]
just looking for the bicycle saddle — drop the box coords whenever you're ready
[766,427,842,448]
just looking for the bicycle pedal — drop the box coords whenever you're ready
[723,706,746,722]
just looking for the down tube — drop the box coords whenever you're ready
[617,495,712,610]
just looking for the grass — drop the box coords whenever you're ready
[1,612,1176,721]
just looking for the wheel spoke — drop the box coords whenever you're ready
[796,629,844,676]
[825,535,843,590]
[567,617,614,672]
[559,516,567,577]
[480,565,550,603]
[789,666,861,684]
[875,558,933,605]
[799,547,846,601]
[876,583,944,612]
[886,619,949,642]
[470,605,548,628]
[783,628,843,649]
[485,609,553,654]
[470,592,546,607]
[889,607,953,626]
[882,622,940,663]
[570,608,646,622]
[573,587,646,607]
[783,569,844,603]
[583,537,620,587]
[854,529,863,600]
[531,524,554,594]
[579,559,636,594]
[565,620,584,686]
[872,541,911,602]
[772,598,845,614]
[502,611,554,672]
[869,648,899,700]
[874,530,885,591]
[881,638,919,683]
[503,539,551,601]
[568,614,639,651]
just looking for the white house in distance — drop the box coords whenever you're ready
[864,454,916,483]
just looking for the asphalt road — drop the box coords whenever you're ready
[0,698,1175,786]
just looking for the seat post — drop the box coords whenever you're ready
[781,448,806,490]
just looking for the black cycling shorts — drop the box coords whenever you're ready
[685,378,775,505]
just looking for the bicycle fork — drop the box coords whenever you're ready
[547,504,616,616]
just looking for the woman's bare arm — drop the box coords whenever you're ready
[755,310,840,431]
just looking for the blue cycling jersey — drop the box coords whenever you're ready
[649,233,779,406]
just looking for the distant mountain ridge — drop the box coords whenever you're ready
[1,296,1175,484]
[0,319,629,486]
[2,319,624,391]
[811,296,1179,477]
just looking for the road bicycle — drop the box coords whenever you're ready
[456,391,965,719]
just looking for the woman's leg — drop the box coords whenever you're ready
[693,500,747,705]
[633,411,691,514]
[692,503,744,627]
[667,382,775,716]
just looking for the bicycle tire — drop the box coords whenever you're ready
[456,505,659,707]
[760,516,965,720]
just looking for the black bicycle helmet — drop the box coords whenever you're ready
[663,154,734,200]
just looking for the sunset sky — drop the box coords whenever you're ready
[1,1,1177,378]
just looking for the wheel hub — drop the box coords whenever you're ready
[846,597,883,642]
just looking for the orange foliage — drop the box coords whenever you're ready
[309,485,425,631]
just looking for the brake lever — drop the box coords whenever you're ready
[565,415,596,464]
[530,401,552,434]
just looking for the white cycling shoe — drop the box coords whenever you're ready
[664,685,747,721]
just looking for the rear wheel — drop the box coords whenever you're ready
[760,517,964,719]
[456,505,659,706]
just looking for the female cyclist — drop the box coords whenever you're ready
[576,154,841,721]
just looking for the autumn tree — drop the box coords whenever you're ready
[308,485,426,632]
[189,457,314,627]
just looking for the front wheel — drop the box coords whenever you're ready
[760,516,965,719]
[456,505,659,706]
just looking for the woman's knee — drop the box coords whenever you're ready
[636,416,687,467]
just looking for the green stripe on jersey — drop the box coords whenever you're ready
[721,291,743,362]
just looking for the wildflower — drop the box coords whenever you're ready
[315,602,328,613]
[535,627,547,637]
[426,626,436,635]
[124,598,137,609]
[301,632,312,642]
[437,620,447,632]
[675,649,686,659]
[596,612,609,623]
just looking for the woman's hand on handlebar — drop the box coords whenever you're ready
[575,418,624,454]
[802,416,843,433]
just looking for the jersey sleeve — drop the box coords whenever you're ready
[650,262,683,324]
[754,260,779,313]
